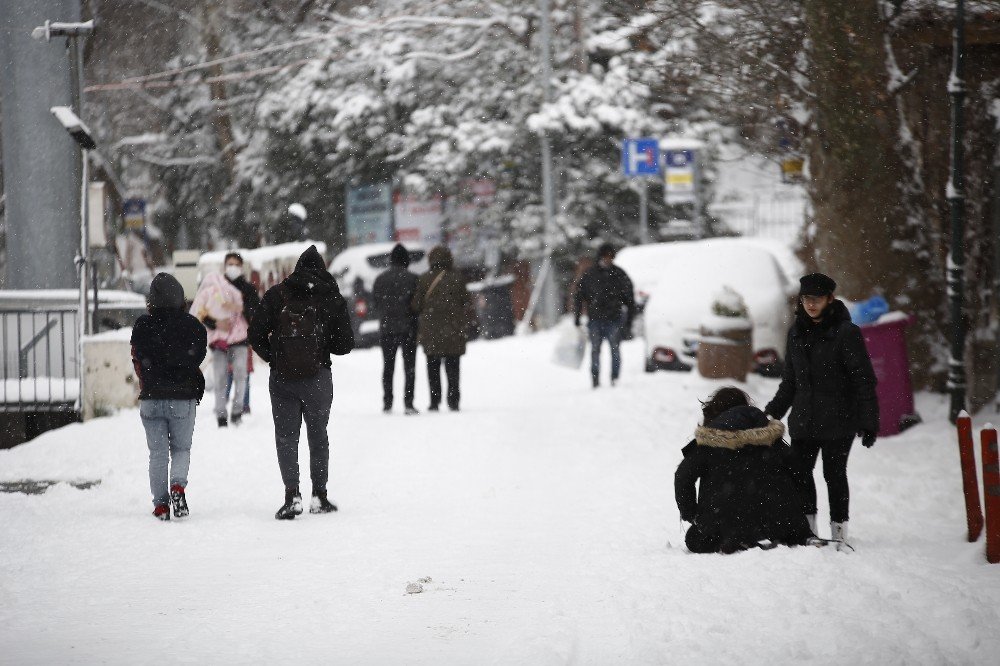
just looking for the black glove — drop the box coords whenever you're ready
[202,316,217,330]
[860,430,876,448]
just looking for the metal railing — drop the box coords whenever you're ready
[1,309,80,412]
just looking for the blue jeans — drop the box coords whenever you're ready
[588,318,624,380]
[139,399,197,506]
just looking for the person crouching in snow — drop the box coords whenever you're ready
[191,271,249,428]
[674,387,815,553]
[131,273,208,521]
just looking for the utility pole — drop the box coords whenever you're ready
[521,0,558,330]
[947,0,967,421]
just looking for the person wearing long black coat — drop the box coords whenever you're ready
[764,273,879,548]
[372,244,419,414]
[675,389,814,554]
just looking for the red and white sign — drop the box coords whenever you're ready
[393,194,444,245]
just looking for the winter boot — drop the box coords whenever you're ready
[404,405,419,416]
[170,484,189,518]
[831,521,850,551]
[217,415,228,428]
[230,412,242,427]
[806,513,817,536]
[309,489,338,514]
[592,375,599,389]
[275,487,303,520]
[153,504,171,521]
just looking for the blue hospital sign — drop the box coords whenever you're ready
[622,138,661,177]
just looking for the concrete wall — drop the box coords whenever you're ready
[0,0,83,289]
[81,331,137,420]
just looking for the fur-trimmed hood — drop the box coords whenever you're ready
[693,405,785,449]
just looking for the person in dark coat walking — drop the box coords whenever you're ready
[574,243,636,388]
[675,387,815,553]
[764,273,879,548]
[411,245,471,412]
[131,273,208,521]
[373,243,420,415]
[249,245,355,520]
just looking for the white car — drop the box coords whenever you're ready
[615,238,798,376]
[328,242,430,346]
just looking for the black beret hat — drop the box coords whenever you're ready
[799,273,837,296]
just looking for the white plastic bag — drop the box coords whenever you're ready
[552,319,587,369]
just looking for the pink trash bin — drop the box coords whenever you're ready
[860,314,921,437]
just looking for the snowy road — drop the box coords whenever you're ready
[1,332,998,664]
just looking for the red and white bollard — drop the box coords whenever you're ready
[957,411,984,542]
[982,423,1000,564]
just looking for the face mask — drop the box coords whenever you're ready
[224,266,242,280]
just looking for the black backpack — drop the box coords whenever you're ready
[272,289,324,380]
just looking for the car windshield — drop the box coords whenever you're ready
[366,250,426,269]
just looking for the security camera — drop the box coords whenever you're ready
[31,19,95,42]
[50,106,97,150]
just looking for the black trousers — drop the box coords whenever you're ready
[381,331,417,409]
[270,367,332,493]
[427,355,460,409]
[791,436,854,523]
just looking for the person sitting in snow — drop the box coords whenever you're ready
[131,273,208,521]
[675,387,815,553]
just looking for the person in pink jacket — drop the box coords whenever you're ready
[191,272,250,427]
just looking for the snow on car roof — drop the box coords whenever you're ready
[616,239,789,319]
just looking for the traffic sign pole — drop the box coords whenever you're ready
[638,182,649,244]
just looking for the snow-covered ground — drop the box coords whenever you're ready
[1,333,998,664]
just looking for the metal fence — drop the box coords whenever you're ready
[710,195,808,242]
[1,309,80,413]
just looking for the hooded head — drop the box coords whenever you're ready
[390,243,411,268]
[428,245,453,271]
[285,244,335,294]
[148,273,185,310]
[596,242,617,267]
[294,244,327,274]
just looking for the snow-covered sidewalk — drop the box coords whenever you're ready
[1,333,997,664]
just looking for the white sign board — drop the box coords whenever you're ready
[393,194,444,245]
[664,149,697,205]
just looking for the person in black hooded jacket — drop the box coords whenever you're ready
[764,273,878,548]
[249,245,354,520]
[372,243,419,414]
[131,273,207,521]
[675,387,814,554]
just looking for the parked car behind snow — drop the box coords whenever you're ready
[615,238,797,376]
[328,242,429,347]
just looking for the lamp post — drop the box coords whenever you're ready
[947,0,967,422]
[521,0,558,330]
[32,19,95,347]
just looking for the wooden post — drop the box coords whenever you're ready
[957,411,983,541]
[981,424,999,563]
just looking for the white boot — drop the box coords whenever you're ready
[831,521,850,552]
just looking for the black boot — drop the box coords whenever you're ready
[170,484,189,518]
[309,489,338,514]
[275,487,303,520]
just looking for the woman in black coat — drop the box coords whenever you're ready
[675,388,814,554]
[764,273,878,548]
